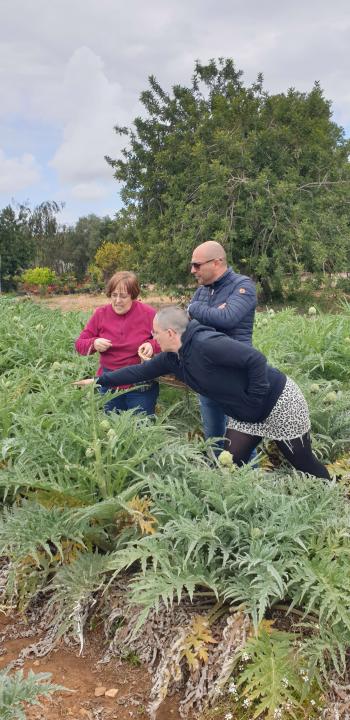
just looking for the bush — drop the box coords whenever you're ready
[21,267,56,289]
[94,241,136,280]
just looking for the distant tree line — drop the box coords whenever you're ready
[1,58,350,298]
[0,203,125,291]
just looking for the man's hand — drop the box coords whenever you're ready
[218,303,227,309]
[93,338,112,352]
[138,342,154,360]
[73,378,95,387]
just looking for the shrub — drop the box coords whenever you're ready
[94,241,136,280]
[21,267,56,289]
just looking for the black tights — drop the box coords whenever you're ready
[225,429,330,480]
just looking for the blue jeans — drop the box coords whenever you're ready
[199,395,227,451]
[199,394,258,463]
[99,383,159,416]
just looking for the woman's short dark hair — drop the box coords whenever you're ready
[106,271,140,300]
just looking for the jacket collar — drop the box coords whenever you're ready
[206,266,234,290]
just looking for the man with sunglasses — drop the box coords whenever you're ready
[189,240,257,450]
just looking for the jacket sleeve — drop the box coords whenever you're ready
[97,353,172,387]
[75,311,100,355]
[188,280,256,331]
[203,335,269,401]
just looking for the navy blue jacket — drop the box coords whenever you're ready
[189,267,256,344]
[98,320,286,423]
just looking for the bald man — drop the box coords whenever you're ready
[189,241,257,449]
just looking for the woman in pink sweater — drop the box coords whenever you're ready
[75,271,159,415]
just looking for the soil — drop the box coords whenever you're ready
[0,613,182,720]
[31,293,175,313]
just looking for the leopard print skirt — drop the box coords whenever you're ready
[227,377,311,441]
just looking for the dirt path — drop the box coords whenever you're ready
[0,614,182,720]
[31,293,176,313]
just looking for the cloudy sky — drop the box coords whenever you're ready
[0,0,349,225]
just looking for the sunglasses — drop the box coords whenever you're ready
[190,258,220,270]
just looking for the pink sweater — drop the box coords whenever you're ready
[75,301,159,388]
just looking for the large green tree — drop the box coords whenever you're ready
[107,59,350,296]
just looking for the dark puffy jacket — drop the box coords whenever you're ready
[98,320,286,423]
[189,267,256,344]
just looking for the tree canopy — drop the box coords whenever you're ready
[106,58,350,296]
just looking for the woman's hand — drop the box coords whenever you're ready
[73,378,95,387]
[94,338,112,352]
[138,342,154,360]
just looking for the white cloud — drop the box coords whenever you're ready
[0,0,349,221]
[2,0,349,125]
[48,47,124,200]
[0,148,40,192]
[70,181,107,201]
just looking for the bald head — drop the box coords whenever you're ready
[190,241,228,285]
[194,241,227,262]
